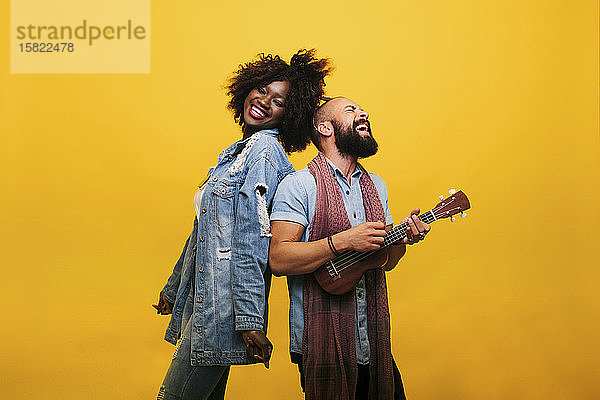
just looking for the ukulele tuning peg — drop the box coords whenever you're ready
[448,189,456,195]
[439,195,444,201]
[451,216,456,222]
[461,212,467,218]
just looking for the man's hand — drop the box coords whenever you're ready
[241,330,273,368]
[334,220,387,252]
[152,291,173,315]
[401,208,431,245]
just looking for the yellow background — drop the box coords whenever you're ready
[1,0,598,399]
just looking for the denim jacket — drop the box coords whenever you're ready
[161,128,294,366]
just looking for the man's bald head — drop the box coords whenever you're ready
[314,97,350,127]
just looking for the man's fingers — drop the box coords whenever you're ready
[411,214,425,234]
[404,226,421,245]
[372,236,385,245]
[406,215,420,235]
[366,221,386,229]
[371,228,387,237]
[412,215,431,235]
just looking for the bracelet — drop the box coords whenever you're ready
[327,235,341,257]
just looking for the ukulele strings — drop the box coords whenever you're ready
[326,196,466,275]
[331,212,434,273]
[330,204,463,274]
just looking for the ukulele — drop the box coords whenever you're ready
[314,189,471,295]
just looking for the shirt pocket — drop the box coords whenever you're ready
[212,179,236,229]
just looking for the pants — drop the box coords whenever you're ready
[297,357,407,400]
[158,318,230,400]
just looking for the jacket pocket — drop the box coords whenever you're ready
[212,180,236,228]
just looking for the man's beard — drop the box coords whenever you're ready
[332,119,378,159]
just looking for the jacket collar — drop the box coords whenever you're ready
[218,128,279,163]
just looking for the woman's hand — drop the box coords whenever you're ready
[241,330,273,368]
[152,291,173,315]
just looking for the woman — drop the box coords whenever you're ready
[152,49,331,400]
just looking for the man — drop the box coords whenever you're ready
[269,97,430,400]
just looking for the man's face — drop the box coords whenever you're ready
[330,98,378,158]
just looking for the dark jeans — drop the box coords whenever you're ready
[295,355,407,400]
[158,319,230,400]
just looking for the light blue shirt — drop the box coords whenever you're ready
[270,158,393,364]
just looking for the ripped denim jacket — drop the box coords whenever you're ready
[161,129,294,366]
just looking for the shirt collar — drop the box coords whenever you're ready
[324,156,362,183]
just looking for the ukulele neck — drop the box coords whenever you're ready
[382,210,436,248]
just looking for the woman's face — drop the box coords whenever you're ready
[243,80,290,131]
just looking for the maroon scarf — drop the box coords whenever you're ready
[302,152,394,400]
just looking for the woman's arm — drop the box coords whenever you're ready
[230,156,281,330]
[154,225,194,314]
[230,155,281,366]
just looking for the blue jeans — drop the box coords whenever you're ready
[158,318,230,400]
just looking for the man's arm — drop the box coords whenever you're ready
[270,209,431,276]
[269,220,388,276]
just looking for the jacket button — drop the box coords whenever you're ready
[197,296,203,303]
[213,177,218,182]
[198,266,203,272]
[199,236,205,242]
[202,207,206,213]
[196,327,202,333]
[221,189,226,194]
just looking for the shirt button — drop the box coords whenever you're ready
[213,177,218,182]
[198,266,203,272]
[199,236,205,242]
[197,296,203,303]
[196,327,202,333]
[221,189,226,194]
[202,207,206,213]
[346,190,350,195]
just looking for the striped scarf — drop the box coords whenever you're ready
[302,152,394,400]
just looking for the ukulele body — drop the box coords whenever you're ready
[313,248,389,295]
